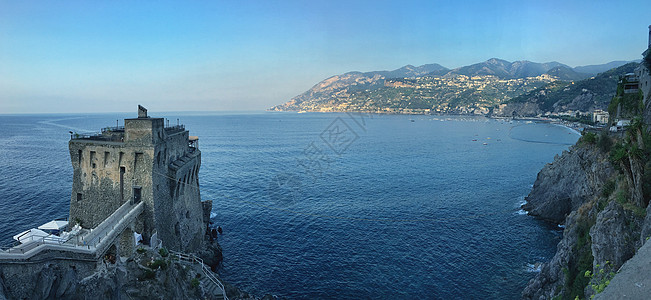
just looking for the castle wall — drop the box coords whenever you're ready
[153,149,204,252]
[68,109,206,253]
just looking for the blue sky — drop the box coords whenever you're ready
[1,0,651,114]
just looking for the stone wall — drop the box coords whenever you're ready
[69,111,206,253]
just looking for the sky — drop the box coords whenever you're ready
[1,0,651,114]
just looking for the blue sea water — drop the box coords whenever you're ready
[0,112,579,299]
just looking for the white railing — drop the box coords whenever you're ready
[82,200,139,246]
[170,250,228,300]
[0,201,143,260]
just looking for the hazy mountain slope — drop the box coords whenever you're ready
[545,66,592,81]
[573,60,640,75]
[494,62,638,117]
[271,59,638,115]
[370,63,449,78]
[445,58,569,79]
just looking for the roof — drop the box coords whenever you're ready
[38,220,69,231]
[189,136,199,141]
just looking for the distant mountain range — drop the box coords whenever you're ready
[270,58,640,115]
[494,62,639,117]
[573,60,641,75]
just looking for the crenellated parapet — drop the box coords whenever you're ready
[68,105,206,253]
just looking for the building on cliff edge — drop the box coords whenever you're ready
[69,105,209,252]
[635,25,651,105]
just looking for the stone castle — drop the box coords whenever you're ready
[69,105,208,253]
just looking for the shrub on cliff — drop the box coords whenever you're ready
[581,132,597,145]
[597,132,613,153]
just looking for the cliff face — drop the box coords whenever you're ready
[522,135,651,299]
[523,144,614,224]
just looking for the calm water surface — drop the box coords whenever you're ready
[0,112,579,299]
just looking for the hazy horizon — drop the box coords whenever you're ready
[2,0,651,114]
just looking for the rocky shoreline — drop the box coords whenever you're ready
[521,132,651,299]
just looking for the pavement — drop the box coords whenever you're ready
[594,239,651,299]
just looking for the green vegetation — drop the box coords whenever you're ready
[585,261,616,298]
[597,132,613,153]
[581,132,597,145]
[190,277,200,288]
[139,269,156,280]
[510,63,639,113]
[563,216,595,300]
[601,179,616,198]
[608,89,644,119]
[149,259,168,270]
[136,248,147,254]
[285,73,554,113]
[159,247,169,257]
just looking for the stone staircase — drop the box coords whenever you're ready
[200,276,225,300]
[170,250,228,300]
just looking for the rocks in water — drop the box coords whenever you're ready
[523,208,595,299]
[197,239,224,271]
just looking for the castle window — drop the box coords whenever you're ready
[134,152,143,171]
[132,186,141,204]
[77,193,82,202]
[78,150,82,165]
[104,151,110,168]
[90,151,96,168]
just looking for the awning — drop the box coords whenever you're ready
[38,220,69,231]
[13,228,49,243]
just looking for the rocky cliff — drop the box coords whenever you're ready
[523,144,614,224]
[522,130,651,299]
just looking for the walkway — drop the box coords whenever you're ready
[0,201,143,260]
[171,250,228,300]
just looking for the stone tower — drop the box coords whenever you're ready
[68,105,206,252]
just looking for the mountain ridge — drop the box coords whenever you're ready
[271,59,638,114]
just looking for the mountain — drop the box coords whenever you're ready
[573,60,641,75]
[545,66,592,81]
[370,63,449,78]
[270,59,557,114]
[444,58,569,79]
[271,59,640,115]
[494,62,639,117]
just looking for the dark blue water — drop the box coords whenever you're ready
[0,112,578,299]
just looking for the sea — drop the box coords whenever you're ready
[0,112,580,299]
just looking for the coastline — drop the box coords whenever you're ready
[270,108,592,135]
